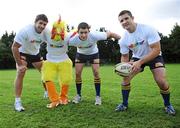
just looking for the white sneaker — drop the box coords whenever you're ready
[95,96,102,105]
[14,101,25,112]
[72,95,81,104]
[43,91,48,98]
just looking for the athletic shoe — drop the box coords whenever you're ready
[95,96,102,105]
[165,104,176,116]
[43,91,48,98]
[47,101,60,109]
[115,103,128,111]
[72,95,81,104]
[14,101,25,112]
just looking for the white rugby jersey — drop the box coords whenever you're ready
[14,24,49,55]
[118,23,161,58]
[68,31,107,55]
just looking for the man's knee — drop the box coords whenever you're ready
[159,83,169,90]
[93,71,99,78]
[76,71,81,78]
[32,61,43,71]
[155,78,169,90]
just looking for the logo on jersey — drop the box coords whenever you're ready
[30,39,42,44]
[78,44,93,49]
[128,40,144,49]
[50,44,64,48]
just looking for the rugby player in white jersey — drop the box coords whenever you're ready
[115,10,175,115]
[68,22,121,105]
[11,14,49,112]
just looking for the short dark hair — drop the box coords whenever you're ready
[35,14,48,23]
[118,10,133,18]
[77,22,90,31]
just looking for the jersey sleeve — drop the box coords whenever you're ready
[66,32,79,46]
[146,26,161,45]
[90,31,107,41]
[118,34,129,54]
[14,29,28,45]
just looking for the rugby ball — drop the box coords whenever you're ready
[115,63,132,77]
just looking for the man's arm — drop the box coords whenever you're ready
[11,42,23,66]
[139,41,161,64]
[133,41,161,71]
[11,41,27,72]
[106,31,121,40]
[121,53,129,62]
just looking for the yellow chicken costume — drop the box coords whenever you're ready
[42,15,73,108]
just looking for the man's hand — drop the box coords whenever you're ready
[132,60,142,72]
[17,65,27,73]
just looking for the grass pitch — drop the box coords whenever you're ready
[0,64,180,128]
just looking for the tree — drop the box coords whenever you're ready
[0,31,16,69]
[168,23,180,62]
[159,33,171,62]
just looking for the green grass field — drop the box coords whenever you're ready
[0,64,180,128]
